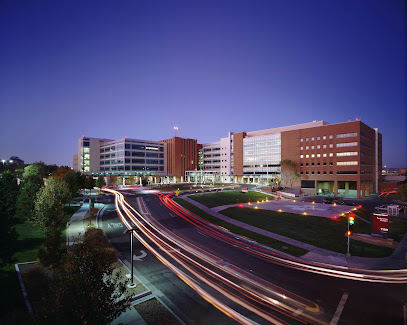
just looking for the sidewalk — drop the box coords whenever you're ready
[180,194,407,270]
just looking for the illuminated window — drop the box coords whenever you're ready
[337,161,358,166]
[323,136,327,140]
[311,146,314,150]
[323,145,327,149]
[300,147,303,150]
[317,145,320,149]
[317,137,320,140]
[311,137,315,141]
[323,153,327,157]
[337,133,357,138]
[329,135,333,139]
[317,154,321,157]
[329,153,333,157]
[306,146,309,150]
[336,152,358,157]
[300,138,303,142]
[329,144,333,148]
[300,155,304,158]
[306,138,309,141]
[311,154,315,158]
[337,142,358,148]
[306,155,309,158]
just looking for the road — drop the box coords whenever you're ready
[101,189,407,324]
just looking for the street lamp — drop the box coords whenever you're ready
[1,160,5,169]
[123,227,138,288]
[174,126,179,137]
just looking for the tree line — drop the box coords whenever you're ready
[0,162,129,324]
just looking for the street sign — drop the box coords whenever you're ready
[371,213,389,238]
[241,187,248,193]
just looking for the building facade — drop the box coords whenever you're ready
[160,137,198,182]
[188,120,382,198]
[73,137,167,177]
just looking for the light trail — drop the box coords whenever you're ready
[105,188,326,324]
[160,193,407,284]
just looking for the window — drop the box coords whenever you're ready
[317,162,320,166]
[330,171,333,174]
[329,144,333,148]
[300,138,303,142]
[323,171,327,175]
[317,136,320,140]
[306,163,309,166]
[323,153,327,157]
[323,136,327,140]
[306,138,309,141]
[337,142,358,148]
[300,147,303,150]
[311,137,315,141]
[337,161,358,166]
[311,171,315,174]
[329,153,333,157]
[329,135,333,139]
[317,154,321,158]
[317,171,320,174]
[323,162,327,166]
[312,163,314,166]
[337,171,358,174]
[337,133,357,138]
[306,154,309,158]
[317,145,320,149]
[311,154,315,158]
[323,145,327,149]
[300,155,304,158]
[300,163,303,167]
[125,144,131,149]
[311,146,314,150]
[306,146,309,150]
[329,162,333,166]
[337,152,358,156]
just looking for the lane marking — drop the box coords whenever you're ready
[169,213,176,218]
[330,292,349,325]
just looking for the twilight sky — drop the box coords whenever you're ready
[1,0,406,167]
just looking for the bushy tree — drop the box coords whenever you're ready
[0,170,19,266]
[23,162,47,179]
[15,175,44,221]
[52,166,73,180]
[95,175,106,188]
[107,175,118,186]
[280,159,300,188]
[34,178,71,266]
[35,229,128,324]
[64,171,85,199]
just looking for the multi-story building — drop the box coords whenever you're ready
[159,137,198,182]
[188,120,381,198]
[73,137,167,177]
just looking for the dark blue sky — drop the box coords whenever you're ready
[1,0,405,167]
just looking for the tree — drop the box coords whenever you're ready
[15,175,44,221]
[52,166,74,180]
[23,162,47,179]
[95,176,106,189]
[35,229,128,324]
[34,178,71,266]
[106,175,118,186]
[84,176,96,194]
[0,170,19,266]
[396,183,407,202]
[64,171,85,199]
[280,159,300,188]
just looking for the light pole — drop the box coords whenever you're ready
[174,126,179,137]
[123,228,138,288]
[1,159,5,169]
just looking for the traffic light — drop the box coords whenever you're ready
[347,213,355,236]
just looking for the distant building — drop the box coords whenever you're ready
[4,156,25,166]
[73,137,167,178]
[186,120,382,198]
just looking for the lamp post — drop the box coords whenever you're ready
[1,159,5,169]
[174,126,179,137]
[123,228,138,288]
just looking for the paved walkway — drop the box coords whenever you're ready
[181,194,407,270]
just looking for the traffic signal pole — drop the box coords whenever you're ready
[347,217,350,256]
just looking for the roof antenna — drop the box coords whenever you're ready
[348,117,351,122]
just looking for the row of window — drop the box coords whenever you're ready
[100,166,164,172]
[301,142,358,150]
[101,159,164,165]
[301,171,358,175]
[300,133,357,142]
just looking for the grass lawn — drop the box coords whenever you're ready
[189,190,274,208]
[221,207,395,257]
[0,205,80,323]
[174,198,308,257]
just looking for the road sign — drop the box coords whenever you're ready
[241,187,248,193]
[371,213,389,238]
